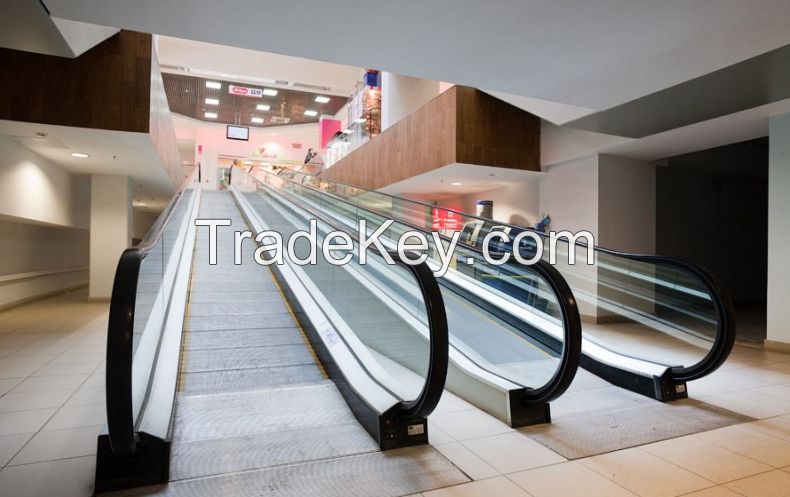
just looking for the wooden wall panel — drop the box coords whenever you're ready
[455,86,540,170]
[320,86,540,190]
[0,31,152,133]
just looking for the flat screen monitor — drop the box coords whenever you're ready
[226,125,249,141]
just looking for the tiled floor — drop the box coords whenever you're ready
[2,290,790,497]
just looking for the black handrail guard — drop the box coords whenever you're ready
[237,172,449,419]
[105,189,186,456]
[243,168,580,408]
[288,168,734,383]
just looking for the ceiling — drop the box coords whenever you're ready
[163,73,347,127]
[0,119,178,212]
[157,36,362,97]
[42,0,790,111]
[379,163,543,199]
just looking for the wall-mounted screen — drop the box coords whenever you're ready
[226,125,249,141]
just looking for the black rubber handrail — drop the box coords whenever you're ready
[247,168,581,406]
[239,171,449,419]
[105,189,187,456]
[285,168,735,383]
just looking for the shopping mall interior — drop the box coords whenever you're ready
[2,1,790,496]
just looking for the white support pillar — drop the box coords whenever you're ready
[767,113,790,348]
[89,174,132,300]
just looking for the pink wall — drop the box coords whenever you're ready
[320,118,342,149]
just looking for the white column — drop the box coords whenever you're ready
[89,174,133,300]
[767,113,790,348]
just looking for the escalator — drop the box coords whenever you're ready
[94,176,468,494]
[263,167,735,403]
[233,169,582,428]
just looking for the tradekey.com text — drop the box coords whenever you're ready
[195,218,596,277]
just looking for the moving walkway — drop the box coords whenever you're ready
[95,176,467,493]
[266,168,735,403]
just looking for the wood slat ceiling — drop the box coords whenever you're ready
[163,73,347,127]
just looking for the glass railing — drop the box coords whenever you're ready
[233,171,449,421]
[266,168,735,393]
[106,182,197,455]
[235,168,582,406]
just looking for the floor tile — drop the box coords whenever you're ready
[43,404,106,431]
[64,386,105,407]
[0,389,73,412]
[0,455,95,497]
[0,433,32,467]
[641,436,772,483]
[695,425,790,467]
[429,422,454,445]
[0,377,23,395]
[699,389,790,418]
[423,476,530,497]
[33,361,100,377]
[433,442,499,480]
[509,460,637,497]
[680,486,745,496]
[580,447,714,497]
[435,393,476,414]
[463,432,565,474]
[735,417,790,442]
[429,409,513,441]
[0,409,56,436]
[724,469,790,497]
[9,425,102,465]
[10,374,87,394]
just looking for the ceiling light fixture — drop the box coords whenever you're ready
[205,81,221,89]
[256,104,270,111]
[342,129,353,134]
[70,152,90,158]
[133,200,147,207]
[355,118,366,124]
[204,112,217,119]
[251,117,264,124]
[304,110,318,117]
[205,98,219,105]
[315,96,330,103]
[450,182,463,186]
[262,88,278,96]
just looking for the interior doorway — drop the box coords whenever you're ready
[656,138,768,343]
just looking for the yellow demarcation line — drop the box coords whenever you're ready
[176,270,196,392]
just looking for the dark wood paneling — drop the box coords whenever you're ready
[455,86,540,171]
[321,86,540,190]
[0,31,152,132]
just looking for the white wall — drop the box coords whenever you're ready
[381,72,442,131]
[0,136,88,228]
[0,219,89,308]
[133,210,159,241]
[539,155,600,236]
[767,113,790,346]
[597,154,656,253]
[89,174,132,300]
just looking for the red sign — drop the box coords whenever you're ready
[432,208,461,231]
[228,85,263,98]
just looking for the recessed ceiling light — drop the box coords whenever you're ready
[315,96,330,103]
[304,110,318,117]
[132,200,147,207]
[256,104,270,111]
[262,88,278,96]
[342,129,353,134]
[204,112,217,119]
[450,182,463,186]
[355,118,366,124]
[70,152,90,158]
[251,117,264,124]
[205,98,219,105]
[205,81,221,89]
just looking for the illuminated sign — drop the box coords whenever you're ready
[228,85,263,98]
